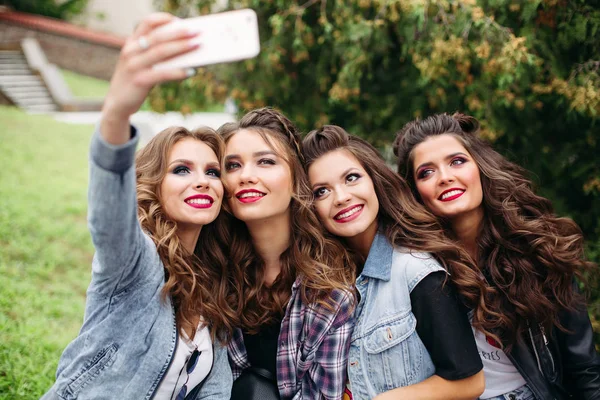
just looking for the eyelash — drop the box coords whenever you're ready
[346,173,361,183]
[225,158,276,171]
[313,187,329,199]
[173,166,190,175]
[173,165,221,177]
[416,157,468,179]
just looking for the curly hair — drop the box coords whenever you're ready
[393,113,592,349]
[302,125,500,340]
[218,108,356,334]
[136,126,236,342]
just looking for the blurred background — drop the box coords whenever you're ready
[0,0,598,398]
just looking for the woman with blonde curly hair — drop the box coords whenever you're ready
[218,108,356,400]
[303,125,485,400]
[394,112,600,399]
[43,13,233,400]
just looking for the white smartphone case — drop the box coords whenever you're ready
[153,9,260,70]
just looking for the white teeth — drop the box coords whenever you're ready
[440,190,464,200]
[186,198,210,205]
[239,192,264,198]
[335,206,362,220]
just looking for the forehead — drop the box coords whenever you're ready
[308,149,363,183]
[412,134,469,166]
[225,128,286,155]
[168,138,218,163]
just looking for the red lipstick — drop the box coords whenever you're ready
[235,189,266,204]
[333,205,364,223]
[184,194,214,209]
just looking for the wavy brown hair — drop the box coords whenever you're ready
[393,113,593,349]
[302,125,499,341]
[136,126,235,342]
[217,108,356,334]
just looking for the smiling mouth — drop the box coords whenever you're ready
[185,196,213,209]
[236,191,265,203]
[334,205,363,222]
[438,189,465,202]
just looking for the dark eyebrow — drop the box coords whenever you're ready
[168,159,220,169]
[169,159,192,166]
[415,152,469,172]
[224,150,277,163]
[311,167,358,189]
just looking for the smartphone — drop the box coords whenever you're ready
[153,9,260,70]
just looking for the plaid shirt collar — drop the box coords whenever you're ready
[228,277,354,399]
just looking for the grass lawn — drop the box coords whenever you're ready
[60,69,109,99]
[0,106,94,399]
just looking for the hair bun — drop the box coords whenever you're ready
[452,113,480,135]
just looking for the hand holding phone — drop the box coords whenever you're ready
[153,9,260,70]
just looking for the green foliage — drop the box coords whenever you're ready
[6,0,88,20]
[153,0,600,336]
[0,106,92,398]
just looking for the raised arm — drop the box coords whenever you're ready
[88,13,200,287]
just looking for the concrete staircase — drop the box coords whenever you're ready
[0,48,58,112]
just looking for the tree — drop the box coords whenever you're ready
[6,0,89,20]
[153,0,600,334]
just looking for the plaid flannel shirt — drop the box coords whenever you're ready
[228,278,355,400]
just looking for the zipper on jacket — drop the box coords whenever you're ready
[539,324,556,374]
[528,326,543,373]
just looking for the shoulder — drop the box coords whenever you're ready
[391,248,446,292]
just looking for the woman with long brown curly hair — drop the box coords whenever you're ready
[302,125,485,400]
[43,13,232,400]
[394,112,600,399]
[217,108,356,400]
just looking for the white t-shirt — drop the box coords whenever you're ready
[474,328,527,398]
[154,324,214,400]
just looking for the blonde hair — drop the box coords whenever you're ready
[136,126,235,341]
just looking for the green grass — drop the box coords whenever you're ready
[60,69,109,99]
[0,106,94,399]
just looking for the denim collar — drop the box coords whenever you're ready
[361,231,393,281]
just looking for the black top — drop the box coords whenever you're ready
[410,271,483,380]
[243,316,283,376]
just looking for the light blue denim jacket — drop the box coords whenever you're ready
[347,232,445,399]
[43,129,232,400]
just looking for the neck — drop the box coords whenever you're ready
[246,211,291,285]
[346,220,378,260]
[450,208,484,261]
[177,225,202,255]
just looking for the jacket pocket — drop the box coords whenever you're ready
[364,314,416,353]
[363,313,423,389]
[61,343,119,400]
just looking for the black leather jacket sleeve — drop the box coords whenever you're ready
[556,299,600,399]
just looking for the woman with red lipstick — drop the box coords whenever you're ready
[42,13,233,400]
[303,125,485,400]
[217,108,356,400]
[394,113,600,399]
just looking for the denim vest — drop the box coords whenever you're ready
[42,130,231,400]
[347,232,445,399]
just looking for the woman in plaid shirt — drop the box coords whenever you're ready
[217,108,357,399]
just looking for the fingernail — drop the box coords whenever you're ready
[185,68,196,77]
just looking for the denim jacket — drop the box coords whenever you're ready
[42,129,231,400]
[347,232,445,399]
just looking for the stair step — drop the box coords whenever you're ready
[0,76,43,84]
[14,97,55,106]
[9,92,53,101]
[0,68,33,75]
[2,86,48,94]
[25,104,58,112]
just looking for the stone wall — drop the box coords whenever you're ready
[0,12,124,80]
